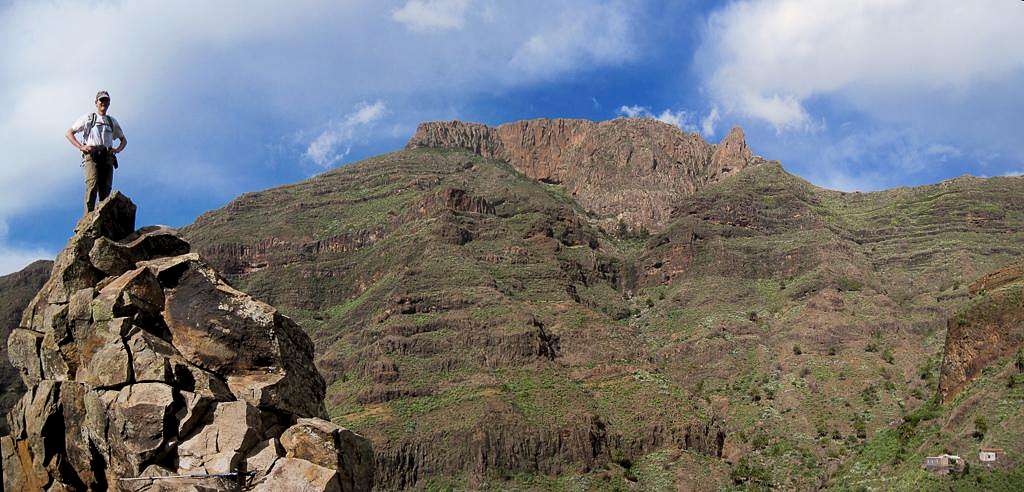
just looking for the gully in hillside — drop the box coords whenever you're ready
[65,90,128,214]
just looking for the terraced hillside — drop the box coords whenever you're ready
[831,260,1024,490]
[174,118,1024,490]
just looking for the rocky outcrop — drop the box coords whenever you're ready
[373,413,725,490]
[939,261,1024,401]
[2,193,373,491]
[415,188,495,217]
[407,118,763,230]
[0,260,52,435]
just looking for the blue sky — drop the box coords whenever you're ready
[1,0,1022,274]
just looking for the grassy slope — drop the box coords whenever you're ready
[627,165,1024,490]
[829,274,1024,491]
[181,149,1024,490]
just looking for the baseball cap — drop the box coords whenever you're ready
[95,91,110,101]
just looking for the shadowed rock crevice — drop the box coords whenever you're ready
[2,193,373,491]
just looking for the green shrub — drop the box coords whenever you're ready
[852,414,868,439]
[973,416,987,440]
[837,277,863,291]
[861,385,880,405]
[730,457,773,487]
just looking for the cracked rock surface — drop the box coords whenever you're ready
[2,193,373,491]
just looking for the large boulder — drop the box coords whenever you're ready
[162,259,327,417]
[2,193,372,490]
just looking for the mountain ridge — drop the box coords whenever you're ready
[407,118,763,231]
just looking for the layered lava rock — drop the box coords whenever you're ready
[1,193,373,491]
[939,261,1024,401]
[407,118,763,230]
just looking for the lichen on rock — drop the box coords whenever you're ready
[2,193,373,491]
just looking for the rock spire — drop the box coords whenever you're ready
[2,193,373,491]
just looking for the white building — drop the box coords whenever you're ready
[923,454,964,475]
[979,447,1003,463]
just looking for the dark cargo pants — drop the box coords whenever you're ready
[83,149,114,213]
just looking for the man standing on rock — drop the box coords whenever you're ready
[65,90,127,213]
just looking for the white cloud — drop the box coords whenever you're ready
[651,109,693,132]
[392,0,472,32]
[508,2,637,79]
[305,101,388,168]
[974,169,1024,178]
[0,246,53,277]
[700,106,719,138]
[617,105,647,118]
[700,0,1024,131]
[810,171,889,193]
[924,144,962,162]
[776,127,979,192]
[616,105,698,133]
[0,221,53,276]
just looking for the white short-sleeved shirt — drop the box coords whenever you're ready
[70,113,124,149]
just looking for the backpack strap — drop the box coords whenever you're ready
[83,113,97,146]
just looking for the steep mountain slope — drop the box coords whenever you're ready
[831,261,1024,490]
[0,260,51,434]
[0,116,997,489]
[183,145,727,489]
[626,163,1024,489]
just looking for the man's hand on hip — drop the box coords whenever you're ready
[81,145,93,153]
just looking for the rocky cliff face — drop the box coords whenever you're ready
[939,261,1024,401]
[407,118,762,231]
[2,194,373,491]
[0,260,51,435]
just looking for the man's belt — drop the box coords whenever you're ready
[85,146,112,155]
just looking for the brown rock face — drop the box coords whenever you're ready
[939,261,1024,401]
[0,260,51,435]
[2,194,373,490]
[407,118,763,230]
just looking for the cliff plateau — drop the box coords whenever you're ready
[407,118,761,231]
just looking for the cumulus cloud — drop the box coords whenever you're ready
[305,101,388,168]
[617,105,647,118]
[616,105,699,133]
[700,0,1024,131]
[700,106,719,138]
[0,221,52,276]
[392,0,472,32]
[509,2,637,79]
